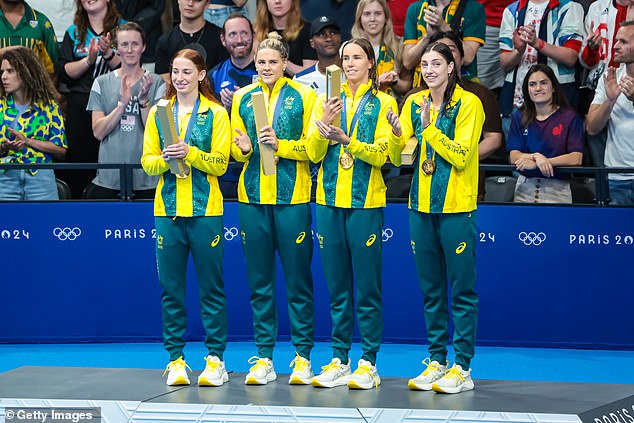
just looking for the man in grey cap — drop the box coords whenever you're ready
[293,15,343,96]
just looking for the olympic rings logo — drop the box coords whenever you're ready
[53,227,82,241]
[224,226,239,241]
[518,231,546,246]
[382,228,394,242]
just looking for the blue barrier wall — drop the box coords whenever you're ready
[1,202,633,348]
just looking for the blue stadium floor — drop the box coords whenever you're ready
[2,341,633,384]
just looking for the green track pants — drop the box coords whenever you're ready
[155,216,227,361]
[409,210,478,369]
[238,203,314,360]
[316,205,383,366]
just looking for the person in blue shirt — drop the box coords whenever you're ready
[209,12,257,112]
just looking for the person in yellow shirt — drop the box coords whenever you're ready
[307,38,400,390]
[388,41,483,394]
[230,32,317,386]
[141,48,231,388]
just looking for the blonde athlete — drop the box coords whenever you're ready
[388,41,484,394]
[142,48,231,388]
[307,38,400,390]
[231,32,317,386]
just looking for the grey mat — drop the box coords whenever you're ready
[1,366,632,415]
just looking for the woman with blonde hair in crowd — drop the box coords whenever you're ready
[253,0,317,76]
[0,47,66,200]
[307,38,400,390]
[351,0,411,96]
[56,0,124,198]
[142,48,231,387]
[231,32,317,386]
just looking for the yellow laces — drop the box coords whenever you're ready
[445,365,465,382]
[204,356,220,371]
[248,356,269,371]
[354,364,379,388]
[162,356,191,377]
[321,360,343,373]
[289,353,308,371]
[421,358,443,376]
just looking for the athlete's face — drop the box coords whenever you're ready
[342,42,372,85]
[527,71,554,106]
[171,57,206,96]
[360,1,386,39]
[222,17,253,60]
[421,50,453,91]
[0,60,23,97]
[255,48,286,87]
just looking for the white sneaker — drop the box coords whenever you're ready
[432,363,475,394]
[163,356,191,386]
[311,358,351,388]
[289,354,313,385]
[198,355,229,387]
[245,356,277,385]
[347,359,380,390]
[408,358,448,391]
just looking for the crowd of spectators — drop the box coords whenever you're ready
[1,0,633,204]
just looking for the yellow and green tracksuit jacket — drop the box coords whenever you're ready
[390,85,484,213]
[307,80,400,209]
[141,94,231,217]
[230,77,317,205]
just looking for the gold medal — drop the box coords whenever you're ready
[274,155,280,165]
[339,151,354,169]
[422,159,436,175]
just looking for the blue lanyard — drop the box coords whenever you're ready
[173,95,201,144]
[269,82,288,133]
[340,90,372,137]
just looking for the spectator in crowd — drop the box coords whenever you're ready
[498,0,584,133]
[114,0,166,67]
[299,0,357,40]
[307,38,400,390]
[141,48,232,387]
[205,0,247,28]
[586,21,634,206]
[578,0,634,167]
[57,0,123,199]
[293,15,342,96]
[0,0,59,76]
[388,41,483,394]
[507,64,583,203]
[208,12,256,199]
[474,0,514,91]
[231,32,317,386]
[253,0,317,76]
[86,22,165,200]
[402,0,485,86]
[0,47,66,200]
[351,0,412,96]
[209,12,256,110]
[155,0,228,84]
[428,31,503,200]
